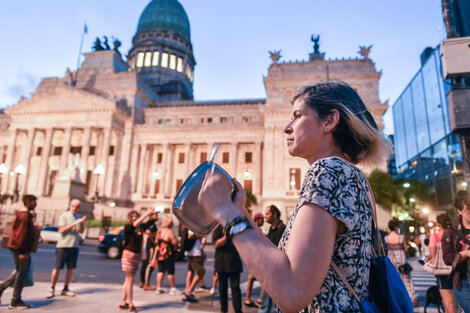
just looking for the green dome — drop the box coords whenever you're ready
[136,0,190,41]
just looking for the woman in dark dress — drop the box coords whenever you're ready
[119,208,153,313]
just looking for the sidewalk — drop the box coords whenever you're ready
[0,282,261,313]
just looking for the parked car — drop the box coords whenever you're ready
[98,226,124,259]
[39,226,85,244]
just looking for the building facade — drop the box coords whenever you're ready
[0,0,388,226]
[392,46,467,210]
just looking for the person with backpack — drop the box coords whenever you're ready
[442,191,470,313]
[155,217,179,295]
[181,227,206,302]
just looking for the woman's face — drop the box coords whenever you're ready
[284,98,326,163]
[458,204,470,225]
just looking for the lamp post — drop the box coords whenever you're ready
[13,164,26,202]
[93,164,105,201]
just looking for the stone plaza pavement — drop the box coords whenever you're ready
[0,282,261,313]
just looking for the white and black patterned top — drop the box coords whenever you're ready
[278,157,372,313]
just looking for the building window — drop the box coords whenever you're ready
[152,51,160,66]
[222,152,229,163]
[289,168,301,190]
[154,179,160,194]
[53,147,63,156]
[200,117,204,123]
[178,153,185,164]
[207,117,213,123]
[177,57,183,72]
[161,52,169,68]
[180,118,184,124]
[176,179,183,191]
[144,51,152,67]
[89,146,96,156]
[157,153,163,164]
[169,54,177,70]
[36,147,43,156]
[136,52,145,67]
[158,119,164,124]
[245,152,252,163]
[109,146,114,156]
[165,118,171,124]
[200,152,207,163]
[244,179,253,192]
[220,117,227,123]
[70,146,82,155]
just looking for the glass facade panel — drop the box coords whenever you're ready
[422,52,446,144]
[402,88,418,159]
[393,98,407,167]
[412,73,430,152]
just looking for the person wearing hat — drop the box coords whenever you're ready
[244,213,265,307]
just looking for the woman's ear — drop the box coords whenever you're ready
[324,109,340,133]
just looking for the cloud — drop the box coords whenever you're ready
[0,71,39,108]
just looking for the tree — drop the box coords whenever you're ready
[368,170,403,211]
[245,190,258,213]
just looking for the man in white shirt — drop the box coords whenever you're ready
[182,229,206,302]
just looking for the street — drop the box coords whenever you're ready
[0,240,249,289]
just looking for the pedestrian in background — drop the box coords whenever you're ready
[442,191,470,313]
[425,214,457,313]
[213,224,243,313]
[46,199,87,299]
[0,194,38,309]
[244,212,264,308]
[385,219,419,306]
[182,227,206,302]
[139,211,158,291]
[119,208,153,313]
[155,217,179,295]
[258,205,285,313]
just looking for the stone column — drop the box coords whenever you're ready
[110,131,123,198]
[230,142,238,178]
[38,128,53,195]
[137,144,147,195]
[60,127,72,174]
[99,128,112,196]
[165,145,175,196]
[255,141,262,195]
[160,143,169,197]
[3,128,18,193]
[80,127,92,183]
[129,144,139,194]
[22,129,36,194]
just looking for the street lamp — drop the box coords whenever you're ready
[13,164,25,202]
[93,164,105,200]
[403,182,410,188]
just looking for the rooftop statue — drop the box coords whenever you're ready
[92,37,105,51]
[311,35,320,54]
[358,45,373,59]
[269,50,282,63]
[102,36,111,50]
[113,38,122,56]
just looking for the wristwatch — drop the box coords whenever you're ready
[224,216,252,240]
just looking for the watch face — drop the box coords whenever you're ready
[231,221,249,235]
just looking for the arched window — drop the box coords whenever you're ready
[169,54,177,70]
[177,57,183,72]
[152,51,160,66]
[161,52,169,68]
[136,52,145,68]
[144,52,152,67]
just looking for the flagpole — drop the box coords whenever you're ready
[73,23,87,86]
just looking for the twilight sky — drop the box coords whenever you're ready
[0,0,445,134]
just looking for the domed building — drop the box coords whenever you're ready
[0,0,390,228]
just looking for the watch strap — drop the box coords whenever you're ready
[224,215,252,240]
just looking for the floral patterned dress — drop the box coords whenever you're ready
[278,157,372,313]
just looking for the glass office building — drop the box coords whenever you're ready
[392,46,465,209]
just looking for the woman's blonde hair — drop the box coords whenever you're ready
[292,80,392,167]
[162,217,174,228]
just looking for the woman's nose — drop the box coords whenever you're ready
[284,123,292,134]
